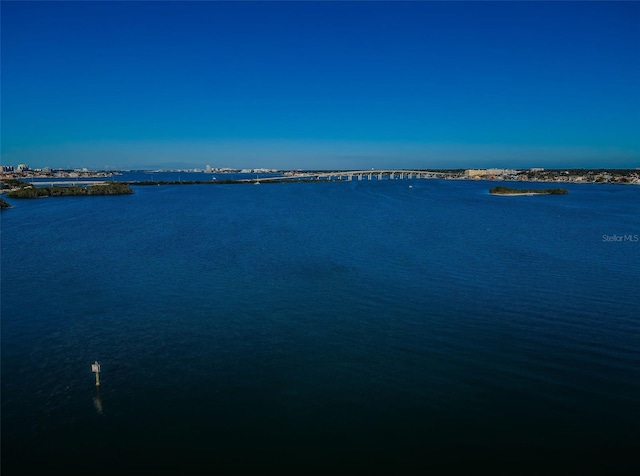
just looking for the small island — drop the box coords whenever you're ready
[5,181,133,198]
[0,197,12,209]
[490,186,568,196]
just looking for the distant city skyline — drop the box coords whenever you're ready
[2,1,639,170]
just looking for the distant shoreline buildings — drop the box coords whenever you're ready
[460,167,639,184]
[0,164,638,185]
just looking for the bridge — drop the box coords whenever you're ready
[241,170,447,183]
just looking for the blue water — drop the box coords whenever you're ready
[2,177,639,475]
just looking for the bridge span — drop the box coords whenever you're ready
[241,170,446,183]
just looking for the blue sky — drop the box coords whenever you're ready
[2,1,639,170]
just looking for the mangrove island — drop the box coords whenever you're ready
[5,181,133,199]
[490,186,569,195]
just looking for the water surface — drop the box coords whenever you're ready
[2,177,638,474]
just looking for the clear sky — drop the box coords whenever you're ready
[2,1,639,170]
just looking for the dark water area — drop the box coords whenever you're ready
[2,178,639,474]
